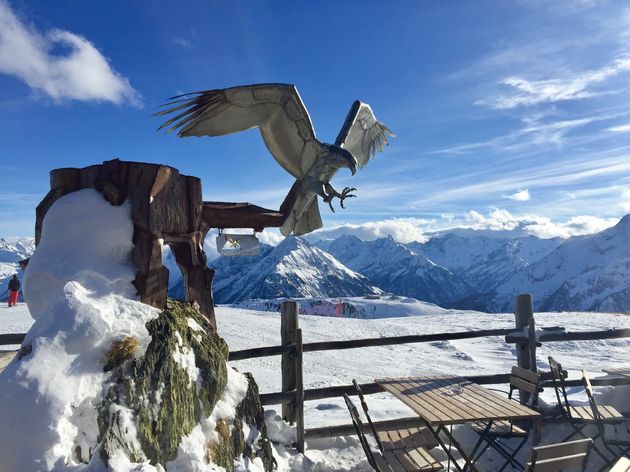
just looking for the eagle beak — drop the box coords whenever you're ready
[346,154,357,176]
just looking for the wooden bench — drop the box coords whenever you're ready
[343,394,443,471]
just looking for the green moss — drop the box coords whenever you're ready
[208,419,234,469]
[233,373,276,471]
[98,300,228,465]
[97,299,275,471]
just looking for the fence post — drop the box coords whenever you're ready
[295,329,305,453]
[514,293,536,404]
[281,300,299,423]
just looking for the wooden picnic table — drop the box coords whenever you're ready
[375,375,540,472]
[603,367,630,378]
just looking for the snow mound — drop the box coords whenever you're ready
[0,190,160,470]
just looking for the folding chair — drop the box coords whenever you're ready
[524,438,592,471]
[582,370,630,471]
[343,394,443,471]
[468,366,542,472]
[352,379,439,452]
[548,356,624,461]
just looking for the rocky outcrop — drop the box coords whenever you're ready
[97,300,275,470]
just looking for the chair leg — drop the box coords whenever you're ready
[495,436,529,472]
[562,423,611,464]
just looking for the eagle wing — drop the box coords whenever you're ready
[156,83,322,179]
[334,101,394,168]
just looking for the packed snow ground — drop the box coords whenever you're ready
[3,302,629,471]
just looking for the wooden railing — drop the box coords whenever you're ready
[2,295,630,453]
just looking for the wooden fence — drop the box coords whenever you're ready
[2,294,630,453]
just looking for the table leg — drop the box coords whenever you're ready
[464,421,493,472]
[427,424,481,472]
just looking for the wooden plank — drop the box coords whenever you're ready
[532,438,592,460]
[417,376,516,422]
[510,376,539,396]
[604,367,630,378]
[0,334,26,345]
[305,416,429,440]
[378,379,438,422]
[414,376,494,422]
[407,447,443,471]
[295,329,305,453]
[423,376,511,421]
[386,451,408,472]
[526,453,588,472]
[380,377,459,424]
[512,365,540,383]
[228,343,294,361]
[610,456,630,472]
[281,301,298,423]
[378,376,539,425]
[461,382,521,418]
[304,327,515,353]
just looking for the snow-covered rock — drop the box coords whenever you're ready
[0,189,275,471]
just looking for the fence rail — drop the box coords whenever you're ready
[2,295,630,453]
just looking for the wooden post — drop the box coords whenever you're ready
[295,329,305,453]
[514,293,536,404]
[281,301,299,423]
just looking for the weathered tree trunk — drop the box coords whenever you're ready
[35,159,216,328]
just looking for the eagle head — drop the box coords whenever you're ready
[327,145,357,175]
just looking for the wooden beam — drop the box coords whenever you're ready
[202,201,286,230]
[302,328,516,353]
[228,343,294,361]
[0,334,26,345]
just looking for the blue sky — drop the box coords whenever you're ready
[2,0,630,242]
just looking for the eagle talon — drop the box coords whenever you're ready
[339,187,357,209]
[323,186,357,212]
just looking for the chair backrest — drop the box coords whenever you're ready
[548,356,573,419]
[525,438,592,472]
[343,394,379,471]
[509,366,541,408]
[352,379,384,452]
[581,370,606,437]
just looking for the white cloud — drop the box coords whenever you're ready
[0,1,141,106]
[308,218,432,244]
[622,188,630,211]
[506,189,531,201]
[481,57,630,110]
[312,209,620,243]
[608,123,630,132]
[172,36,192,48]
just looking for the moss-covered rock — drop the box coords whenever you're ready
[97,300,276,470]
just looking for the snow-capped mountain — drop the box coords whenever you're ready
[317,235,474,305]
[207,236,379,303]
[414,234,562,292]
[5,215,630,313]
[484,215,630,312]
[0,237,35,301]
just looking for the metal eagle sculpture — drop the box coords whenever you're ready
[157,83,393,236]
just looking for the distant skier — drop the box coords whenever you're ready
[7,275,19,307]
